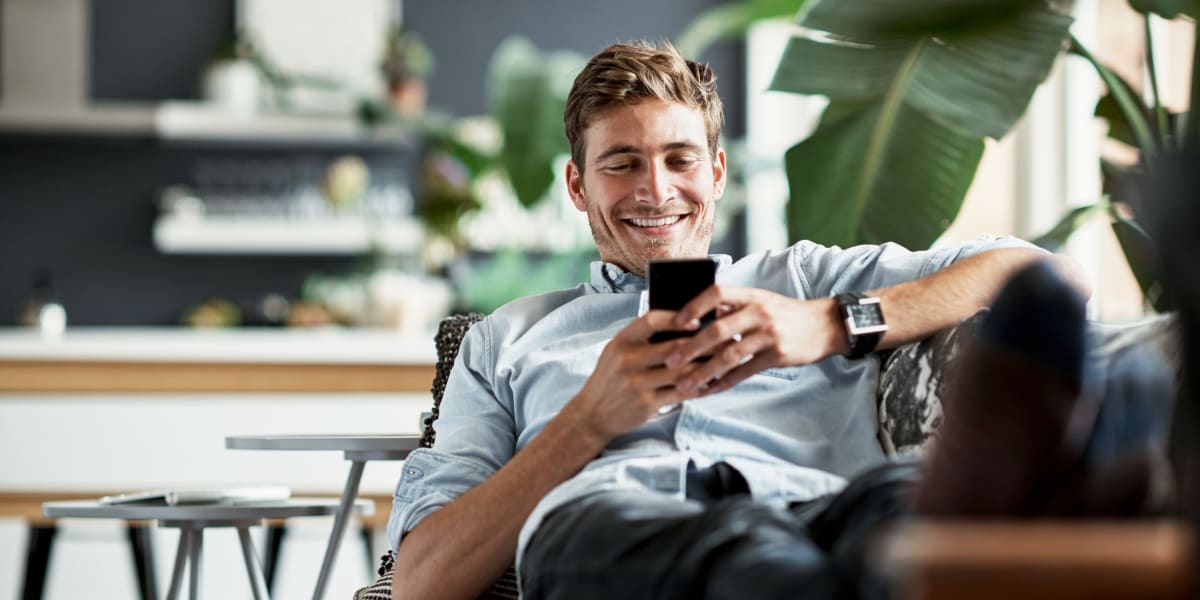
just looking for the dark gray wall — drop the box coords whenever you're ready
[404,0,745,137]
[91,0,235,101]
[0,0,746,326]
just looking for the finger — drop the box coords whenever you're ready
[634,357,705,390]
[668,306,761,367]
[673,285,749,328]
[699,353,777,395]
[620,310,684,343]
[674,331,773,393]
[653,364,709,404]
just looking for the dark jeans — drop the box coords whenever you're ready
[521,460,919,600]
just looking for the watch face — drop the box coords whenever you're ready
[847,302,886,331]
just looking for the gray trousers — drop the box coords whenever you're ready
[520,460,919,600]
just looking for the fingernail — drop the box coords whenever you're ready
[674,313,690,326]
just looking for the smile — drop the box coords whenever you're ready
[626,215,684,228]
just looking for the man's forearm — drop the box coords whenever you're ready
[391,409,608,600]
[871,248,1089,350]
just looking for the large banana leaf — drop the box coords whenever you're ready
[769,0,1072,247]
[488,37,583,208]
[784,101,983,248]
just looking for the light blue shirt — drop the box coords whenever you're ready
[387,236,1038,577]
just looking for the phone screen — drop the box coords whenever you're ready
[648,258,717,343]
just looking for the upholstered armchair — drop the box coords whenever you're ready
[355,311,1184,599]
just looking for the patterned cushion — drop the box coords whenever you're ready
[422,313,486,448]
[353,552,519,600]
[877,311,986,457]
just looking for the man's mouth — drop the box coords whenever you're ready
[625,214,685,229]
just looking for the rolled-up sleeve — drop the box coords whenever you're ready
[793,235,1041,298]
[386,448,502,549]
[387,318,518,551]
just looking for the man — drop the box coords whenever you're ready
[386,41,1088,599]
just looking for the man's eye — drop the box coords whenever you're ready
[671,158,699,169]
[605,163,632,172]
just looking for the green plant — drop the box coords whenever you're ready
[1035,1,1199,310]
[767,0,1074,249]
[763,0,1195,310]
[487,37,585,208]
[454,247,598,314]
[361,36,584,244]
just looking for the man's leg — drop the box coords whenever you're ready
[522,460,923,600]
[913,260,1172,516]
[796,460,921,599]
[521,490,835,600]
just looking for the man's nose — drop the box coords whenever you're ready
[635,162,674,205]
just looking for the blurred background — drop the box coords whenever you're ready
[0,0,1191,330]
[0,0,750,332]
[0,0,1195,598]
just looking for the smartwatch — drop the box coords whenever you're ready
[835,292,888,359]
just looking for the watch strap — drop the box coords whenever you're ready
[846,330,882,359]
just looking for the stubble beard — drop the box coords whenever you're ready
[586,203,715,278]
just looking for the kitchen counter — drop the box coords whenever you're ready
[0,327,437,393]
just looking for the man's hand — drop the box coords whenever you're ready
[562,310,707,442]
[662,286,843,395]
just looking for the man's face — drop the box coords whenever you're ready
[566,99,726,277]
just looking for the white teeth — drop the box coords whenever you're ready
[629,215,683,227]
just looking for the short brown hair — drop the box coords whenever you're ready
[564,41,724,169]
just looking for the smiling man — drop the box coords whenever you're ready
[384,41,1087,600]
[567,96,724,271]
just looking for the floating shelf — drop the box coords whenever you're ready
[0,101,414,147]
[0,103,156,137]
[153,214,424,255]
[155,102,415,147]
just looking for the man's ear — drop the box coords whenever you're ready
[712,147,727,201]
[566,160,587,212]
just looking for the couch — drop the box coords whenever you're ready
[355,310,1185,599]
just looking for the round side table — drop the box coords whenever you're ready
[226,434,420,600]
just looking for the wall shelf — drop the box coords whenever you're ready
[0,103,156,137]
[152,214,424,255]
[0,101,415,148]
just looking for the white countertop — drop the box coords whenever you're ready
[0,327,436,364]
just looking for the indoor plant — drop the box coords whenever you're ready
[764,0,1196,308]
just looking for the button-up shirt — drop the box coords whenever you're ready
[387,236,1037,583]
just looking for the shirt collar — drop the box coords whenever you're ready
[589,255,733,294]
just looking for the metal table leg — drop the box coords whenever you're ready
[126,524,159,600]
[188,528,203,600]
[238,525,271,600]
[166,528,190,600]
[312,459,365,600]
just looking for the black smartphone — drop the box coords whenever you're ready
[648,257,717,343]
